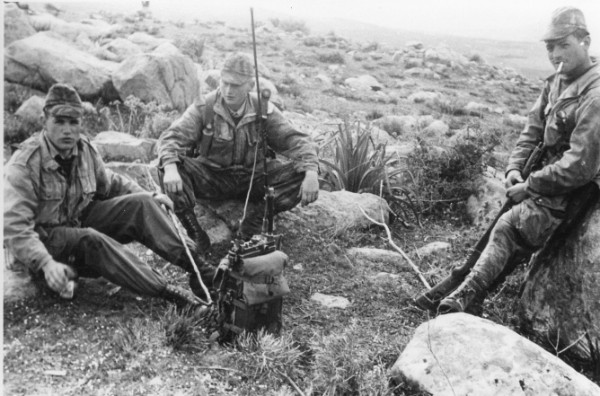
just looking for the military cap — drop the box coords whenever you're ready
[221,52,254,84]
[542,6,589,41]
[44,83,84,118]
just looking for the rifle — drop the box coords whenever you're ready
[414,141,546,311]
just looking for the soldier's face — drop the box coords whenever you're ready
[545,34,589,77]
[45,114,82,156]
[220,79,254,110]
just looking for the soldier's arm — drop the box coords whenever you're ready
[527,96,600,195]
[265,106,319,173]
[4,164,54,272]
[92,147,146,199]
[506,82,550,176]
[157,100,204,167]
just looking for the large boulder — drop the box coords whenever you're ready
[4,4,36,45]
[4,32,119,101]
[520,192,600,362]
[344,75,383,92]
[111,46,200,112]
[391,313,600,396]
[29,13,121,40]
[278,190,390,236]
[14,96,45,129]
[101,38,143,62]
[93,132,155,163]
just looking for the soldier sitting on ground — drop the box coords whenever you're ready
[4,83,206,306]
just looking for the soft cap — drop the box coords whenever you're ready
[542,6,588,41]
[44,83,83,118]
[221,52,254,84]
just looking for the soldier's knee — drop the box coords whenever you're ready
[79,228,107,249]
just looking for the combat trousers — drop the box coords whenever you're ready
[170,156,305,236]
[469,198,563,288]
[41,192,189,296]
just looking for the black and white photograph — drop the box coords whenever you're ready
[3,0,600,394]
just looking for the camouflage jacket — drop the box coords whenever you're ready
[157,89,319,173]
[507,62,600,211]
[4,132,145,271]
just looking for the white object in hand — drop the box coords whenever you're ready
[59,280,75,299]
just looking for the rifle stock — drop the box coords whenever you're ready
[414,142,545,311]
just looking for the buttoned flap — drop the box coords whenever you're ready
[544,99,578,147]
[37,171,64,223]
[214,117,234,141]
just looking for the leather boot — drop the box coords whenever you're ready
[438,276,486,315]
[177,209,211,254]
[161,284,202,307]
[188,253,216,300]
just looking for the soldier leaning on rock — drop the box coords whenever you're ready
[4,83,207,306]
[157,52,320,293]
[438,7,600,313]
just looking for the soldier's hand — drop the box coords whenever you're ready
[153,192,174,211]
[43,259,76,294]
[506,182,529,203]
[163,163,183,195]
[299,170,319,206]
[504,170,524,189]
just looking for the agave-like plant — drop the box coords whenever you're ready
[319,121,420,226]
[319,121,401,193]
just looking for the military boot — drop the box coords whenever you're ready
[177,209,211,253]
[187,253,216,300]
[161,284,202,307]
[438,276,486,315]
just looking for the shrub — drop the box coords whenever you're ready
[106,96,179,139]
[319,121,402,194]
[401,134,497,221]
[271,18,310,35]
[317,51,345,64]
[163,305,212,352]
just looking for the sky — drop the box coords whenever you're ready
[139,0,600,53]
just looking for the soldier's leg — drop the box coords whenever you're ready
[160,157,239,253]
[44,226,200,306]
[80,193,216,294]
[240,160,304,237]
[439,199,562,313]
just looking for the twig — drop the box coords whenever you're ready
[359,205,431,289]
[558,331,588,356]
[278,370,306,396]
[196,366,242,373]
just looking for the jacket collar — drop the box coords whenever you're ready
[554,62,600,101]
[213,89,258,129]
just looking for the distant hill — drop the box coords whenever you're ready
[51,2,554,80]
[306,17,554,81]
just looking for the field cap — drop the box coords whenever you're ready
[44,83,83,118]
[542,6,588,41]
[221,52,254,84]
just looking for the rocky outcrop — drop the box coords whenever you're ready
[93,132,155,163]
[15,96,45,128]
[29,13,121,40]
[4,32,119,101]
[520,189,600,362]
[391,313,600,396]
[111,46,200,111]
[101,38,143,62]
[4,4,36,45]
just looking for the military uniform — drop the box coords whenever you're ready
[438,7,600,313]
[4,84,201,305]
[472,62,600,286]
[157,87,319,236]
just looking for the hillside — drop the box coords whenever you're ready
[4,3,599,396]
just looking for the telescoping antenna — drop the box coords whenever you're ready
[250,7,275,235]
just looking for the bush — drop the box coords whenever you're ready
[319,121,402,194]
[401,135,496,221]
[318,51,345,64]
[270,18,310,35]
[106,96,179,139]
